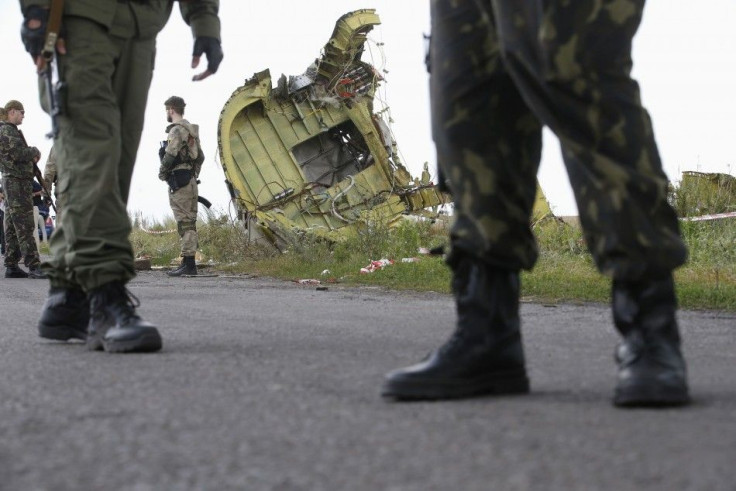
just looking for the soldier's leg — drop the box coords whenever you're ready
[383,0,540,400]
[3,178,42,277]
[4,204,21,267]
[8,180,43,272]
[39,13,160,352]
[45,17,134,289]
[492,0,688,406]
[3,194,26,277]
[167,179,199,276]
[47,17,156,290]
[492,0,686,278]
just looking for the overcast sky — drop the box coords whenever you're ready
[1,1,735,221]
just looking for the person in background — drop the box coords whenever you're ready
[0,99,46,279]
[159,95,201,277]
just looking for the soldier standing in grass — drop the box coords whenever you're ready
[20,0,223,351]
[382,0,690,407]
[0,100,47,280]
[159,96,200,277]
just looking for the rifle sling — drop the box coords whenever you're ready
[43,0,65,60]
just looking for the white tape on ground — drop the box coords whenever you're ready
[138,227,177,234]
[680,211,736,222]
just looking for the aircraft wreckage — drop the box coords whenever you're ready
[217,9,552,250]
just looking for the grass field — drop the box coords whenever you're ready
[129,178,736,311]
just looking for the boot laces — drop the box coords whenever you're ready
[102,285,142,325]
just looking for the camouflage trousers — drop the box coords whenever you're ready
[2,177,41,268]
[430,0,687,280]
[169,177,199,257]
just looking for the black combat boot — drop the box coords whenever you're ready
[28,265,48,279]
[612,274,689,407]
[38,287,89,341]
[87,281,162,353]
[382,254,529,400]
[167,255,197,277]
[5,265,28,278]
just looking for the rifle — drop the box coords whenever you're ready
[15,127,57,214]
[42,0,65,139]
[33,162,57,213]
[198,195,212,209]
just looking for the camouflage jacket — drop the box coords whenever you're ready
[0,122,39,180]
[159,119,199,179]
[20,0,221,41]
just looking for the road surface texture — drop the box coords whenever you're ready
[1,269,734,490]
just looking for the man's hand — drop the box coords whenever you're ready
[21,5,66,72]
[21,6,47,63]
[191,36,223,81]
[159,153,175,181]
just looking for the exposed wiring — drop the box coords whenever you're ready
[331,175,356,222]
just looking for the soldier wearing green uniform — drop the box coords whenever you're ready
[20,0,223,352]
[0,100,46,279]
[159,96,200,277]
[382,0,690,407]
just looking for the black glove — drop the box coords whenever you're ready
[159,141,167,161]
[193,36,223,74]
[20,5,48,60]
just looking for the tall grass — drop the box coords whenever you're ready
[129,178,736,311]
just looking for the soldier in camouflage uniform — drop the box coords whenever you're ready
[159,96,199,277]
[382,0,690,407]
[0,100,47,279]
[42,144,61,224]
[20,0,223,352]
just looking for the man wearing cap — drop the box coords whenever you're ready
[0,100,46,279]
[19,1,223,352]
[159,96,201,277]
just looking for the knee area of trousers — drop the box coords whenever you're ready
[179,220,196,233]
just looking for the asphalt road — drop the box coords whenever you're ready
[0,269,734,491]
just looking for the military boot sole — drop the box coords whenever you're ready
[38,323,87,341]
[613,383,690,408]
[87,329,163,353]
[382,369,530,401]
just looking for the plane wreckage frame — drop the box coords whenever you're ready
[216,9,450,251]
[217,9,551,251]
